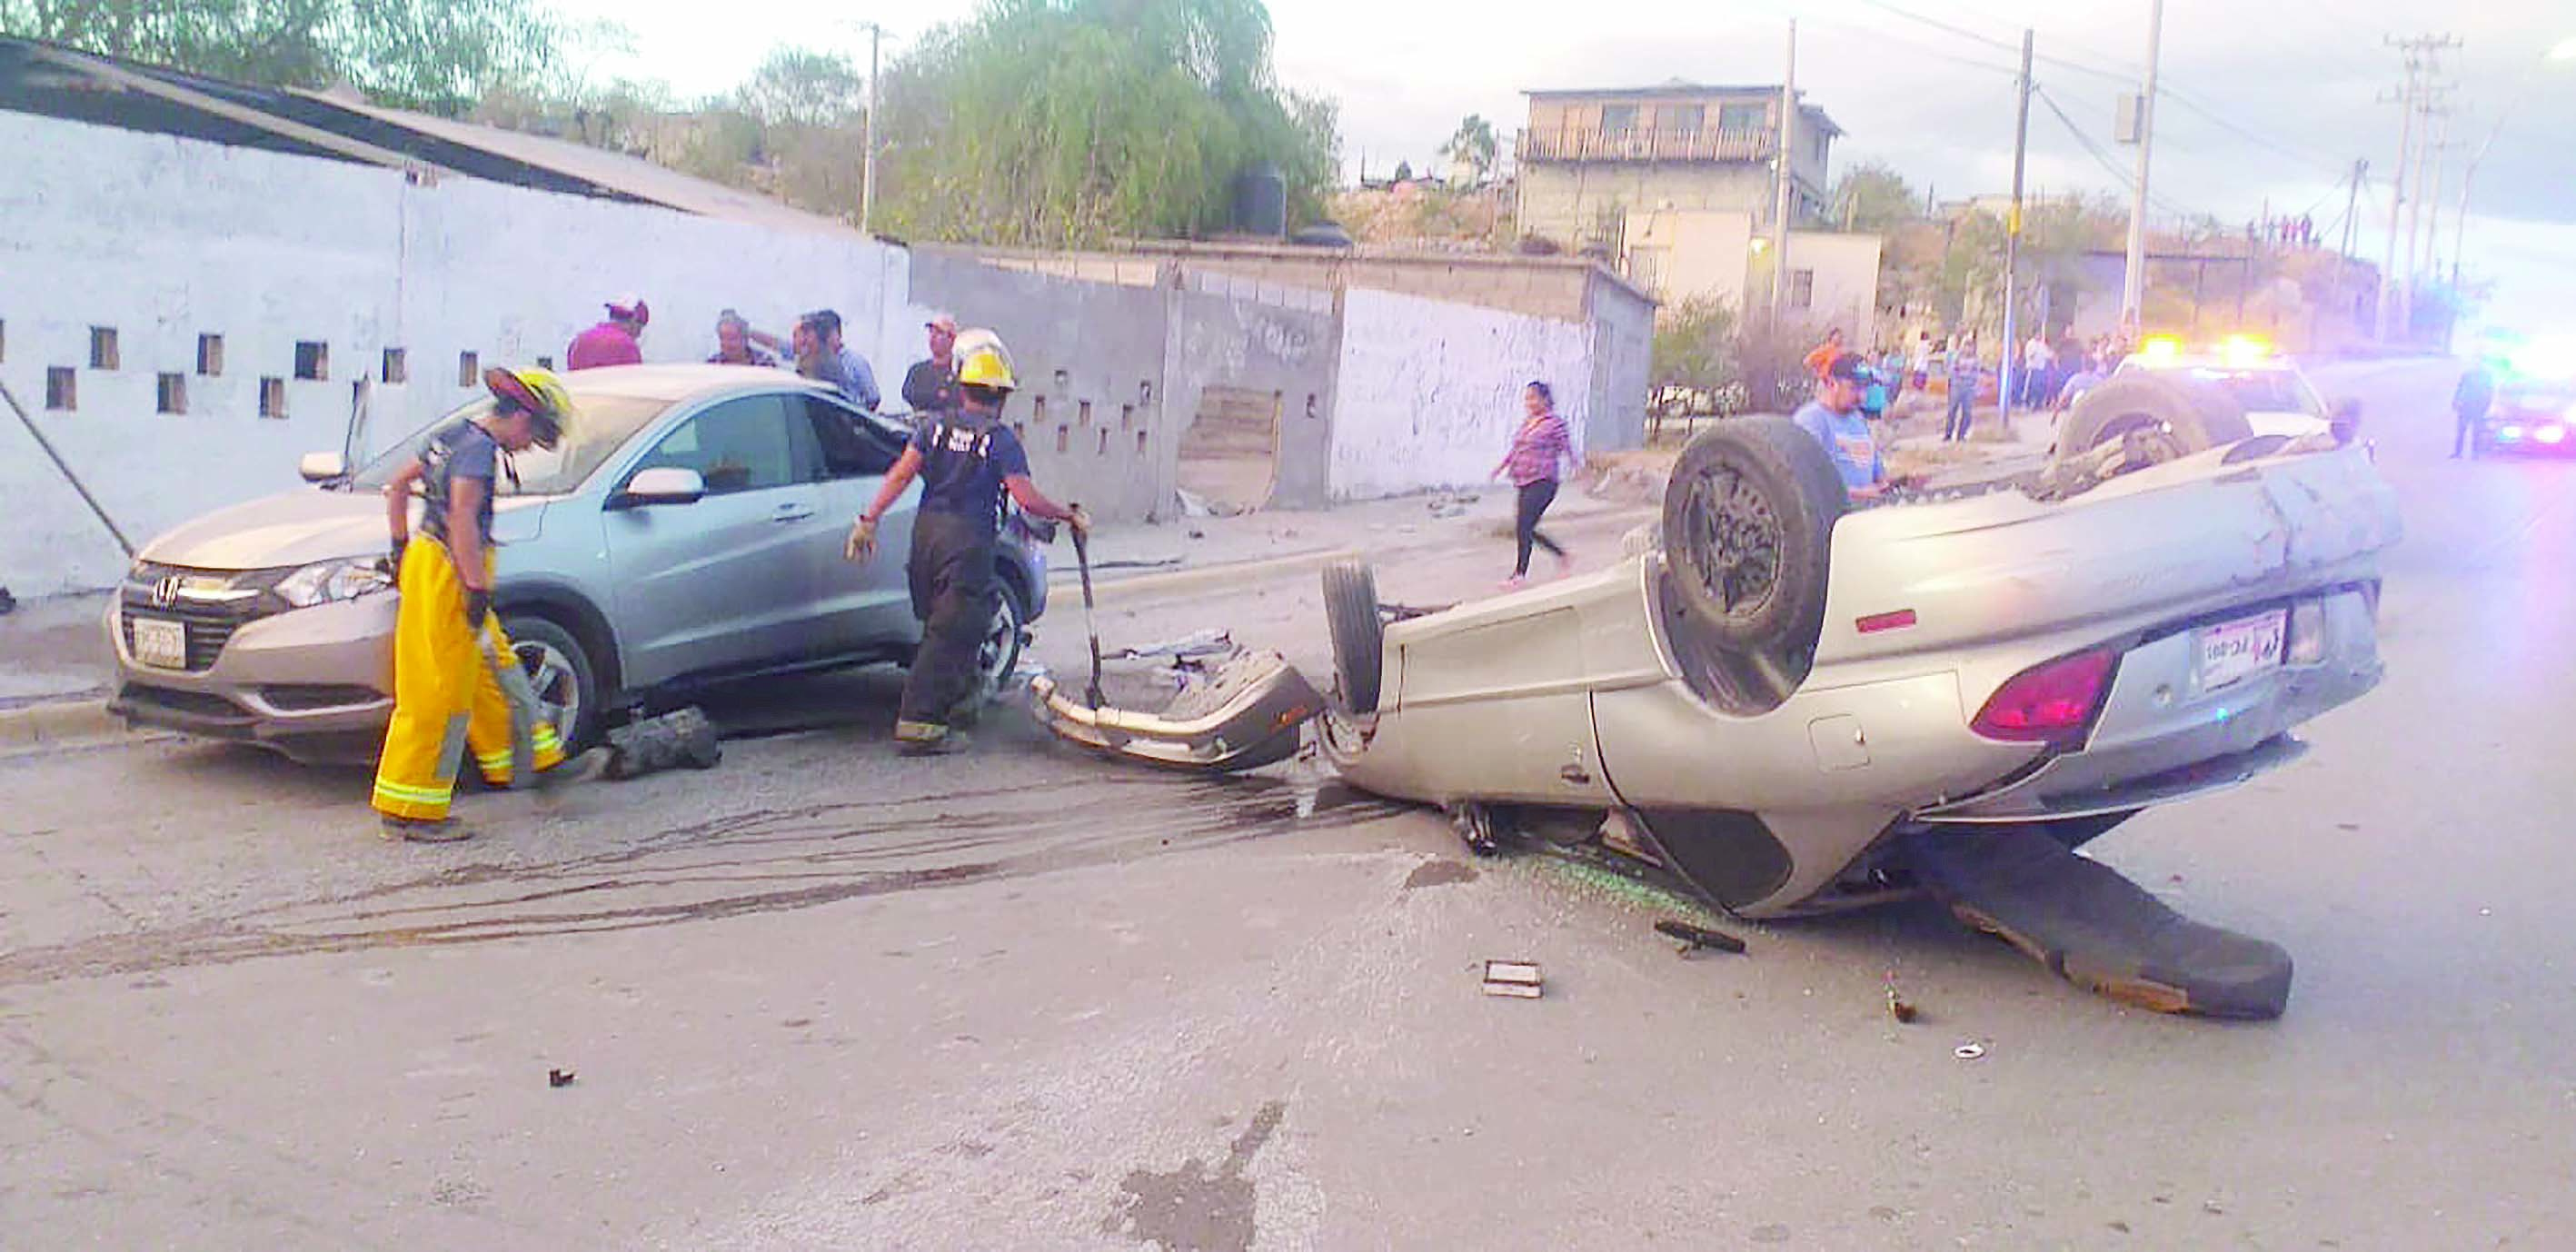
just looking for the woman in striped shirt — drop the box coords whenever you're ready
[1490,381,1575,589]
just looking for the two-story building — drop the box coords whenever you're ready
[1517,82,1882,338]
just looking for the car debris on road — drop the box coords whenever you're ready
[1480,960,1544,999]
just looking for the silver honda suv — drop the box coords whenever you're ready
[106,365,1049,763]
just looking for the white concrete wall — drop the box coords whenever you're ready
[1783,230,1885,343]
[1624,207,1756,311]
[0,112,915,595]
[1328,287,1593,502]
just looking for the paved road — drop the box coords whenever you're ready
[5,359,2570,1249]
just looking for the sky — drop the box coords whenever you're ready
[553,0,2576,332]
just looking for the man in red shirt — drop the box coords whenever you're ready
[566,294,649,370]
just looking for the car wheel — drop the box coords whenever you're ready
[973,579,1030,703]
[1321,558,1383,713]
[503,615,598,752]
[1659,414,1846,654]
[2054,375,2253,467]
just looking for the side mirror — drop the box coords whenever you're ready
[298,451,349,483]
[2330,398,2362,445]
[616,466,706,508]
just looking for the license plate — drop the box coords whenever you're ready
[130,615,187,669]
[2196,609,2286,692]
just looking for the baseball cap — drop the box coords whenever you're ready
[924,312,960,334]
[1825,352,1871,383]
[605,293,649,324]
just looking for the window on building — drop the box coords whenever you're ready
[1790,269,1816,310]
[382,347,407,383]
[89,326,119,371]
[1656,104,1704,134]
[46,366,75,411]
[293,341,328,381]
[1627,246,1666,296]
[458,351,480,386]
[1598,104,1639,134]
[157,373,186,415]
[1814,131,1829,163]
[259,377,287,418]
[197,333,224,376]
[1718,103,1766,132]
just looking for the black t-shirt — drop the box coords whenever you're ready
[902,358,960,418]
[910,412,1029,534]
[419,420,501,543]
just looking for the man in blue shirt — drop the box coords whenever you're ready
[799,308,882,411]
[846,333,1087,754]
[1794,353,1889,502]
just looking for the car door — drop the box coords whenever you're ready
[605,390,828,688]
[797,394,923,656]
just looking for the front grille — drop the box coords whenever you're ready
[122,565,281,672]
[260,684,386,711]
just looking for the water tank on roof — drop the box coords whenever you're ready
[1232,162,1288,239]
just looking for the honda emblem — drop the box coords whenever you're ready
[153,576,183,608]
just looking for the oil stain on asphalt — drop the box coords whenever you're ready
[1103,1100,1287,1252]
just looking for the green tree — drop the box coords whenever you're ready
[2,0,560,115]
[1652,296,1739,393]
[1438,114,1497,184]
[876,0,1338,247]
[739,47,866,127]
[1829,161,1918,234]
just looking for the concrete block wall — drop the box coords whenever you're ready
[904,251,1179,523]
[1,111,915,596]
[1328,287,1594,501]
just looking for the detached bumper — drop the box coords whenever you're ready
[1029,651,1322,772]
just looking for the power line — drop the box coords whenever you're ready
[2033,84,2198,222]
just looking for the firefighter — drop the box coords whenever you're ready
[372,367,581,840]
[844,333,1087,754]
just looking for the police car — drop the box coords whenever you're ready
[2112,335,2344,442]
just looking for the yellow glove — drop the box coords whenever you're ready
[843,516,880,563]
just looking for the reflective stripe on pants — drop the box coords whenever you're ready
[371,539,565,820]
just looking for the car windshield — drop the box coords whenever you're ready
[349,392,672,495]
[2183,368,2321,416]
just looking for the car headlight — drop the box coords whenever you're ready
[274,556,394,608]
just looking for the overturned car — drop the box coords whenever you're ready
[1041,376,2400,1015]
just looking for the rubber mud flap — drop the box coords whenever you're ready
[1907,826,2293,1019]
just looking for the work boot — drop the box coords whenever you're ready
[893,719,967,756]
[379,814,472,843]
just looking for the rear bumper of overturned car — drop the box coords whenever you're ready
[1029,650,1322,772]
[1914,585,2382,822]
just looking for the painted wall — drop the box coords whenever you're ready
[1781,231,1886,344]
[1328,287,1594,501]
[0,111,916,596]
[1624,208,1759,310]
[1169,278,1342,511]
[1517,163,1780,252]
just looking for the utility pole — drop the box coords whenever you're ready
[2378,34,2459,340]
[2340,158,2365,258]
[860,21,882,235]
[2118,0,2163,333]
[2453,115,2503,286]
[1769,19,1797,323]
[1999,29,2034,420]
[2418,101,2450,289]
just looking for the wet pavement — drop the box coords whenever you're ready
[5,359,2574,1248]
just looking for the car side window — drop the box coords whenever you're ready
[801,395,901,478]
[633,393,811,495]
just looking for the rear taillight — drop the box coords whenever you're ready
[1972,648,2118,747]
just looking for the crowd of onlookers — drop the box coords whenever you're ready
[1802,324,2142,442]
[561,295,970,426]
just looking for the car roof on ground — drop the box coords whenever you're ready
[562,363,832,402]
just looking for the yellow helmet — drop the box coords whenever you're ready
[954,329,1016,391]
[483,365,577,449]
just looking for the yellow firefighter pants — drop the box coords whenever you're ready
[371,539,565,820]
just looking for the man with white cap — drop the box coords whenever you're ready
[566,295,648,370]
[901,313,963,425]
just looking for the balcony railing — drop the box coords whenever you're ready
[1517,128,1778,164]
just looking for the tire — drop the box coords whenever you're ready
[1321,559,1383,713]
[502,614,599,752]
[1659,414,1846,653]
[2053,375,2254,467]
[973,577,1029,704]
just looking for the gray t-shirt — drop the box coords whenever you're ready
[420,419,500,543]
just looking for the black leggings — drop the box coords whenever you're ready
[1514,479,1564,575]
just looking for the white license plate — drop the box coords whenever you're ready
[2196,609,2286,692]
[130,615,187,669]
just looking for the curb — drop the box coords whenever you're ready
[0,697,156,759]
